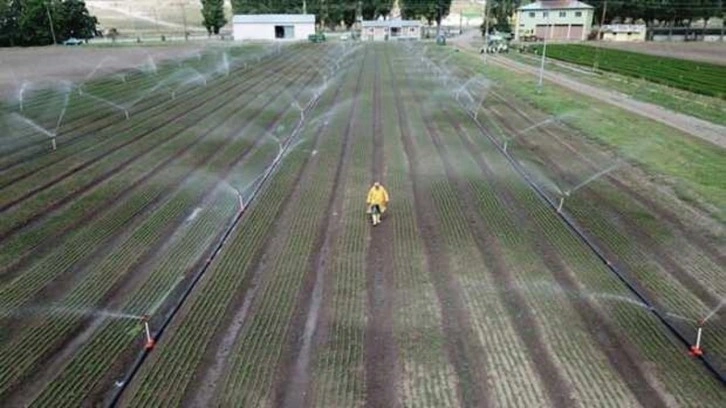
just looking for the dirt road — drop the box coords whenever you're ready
[489,56,726,149]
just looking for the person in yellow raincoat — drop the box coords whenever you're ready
[366,182,389,226]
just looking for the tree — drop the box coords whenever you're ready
[488,0,521,33]
[58,0,98,39]
[107,27,119,43]
[201,0,227,35]
[0,0,98,47]
[362,0,393,20]
[400,0,452,26]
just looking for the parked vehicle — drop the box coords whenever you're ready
[63,37,84,46]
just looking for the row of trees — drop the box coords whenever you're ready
[590,0,724,26]
[229,0,454,29]
[479,1,725,34]
[0,0,98,47]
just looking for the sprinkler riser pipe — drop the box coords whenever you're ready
[144,321,152,343]
[51,137,56,151]
[695,327,703,349]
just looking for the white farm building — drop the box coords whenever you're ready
[233,14,315,41]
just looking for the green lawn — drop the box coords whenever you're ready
[507,52,726,126]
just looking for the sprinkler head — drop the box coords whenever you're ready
[141,314,150,322]
[689,345,703,357]
[145,338,156,350]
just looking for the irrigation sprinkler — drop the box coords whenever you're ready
[556,195,565,213]
[18,82,28,111]
[567,163,620,196]
[78,91,129,119]
[51,137,57,151]
[141,315,155,350]
[702,299,724,324]
[690,324,704,357]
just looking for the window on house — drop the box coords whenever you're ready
[559,11,566,18]
[529,12,535,18]
[575,11,582,17]
[543,11,549,18]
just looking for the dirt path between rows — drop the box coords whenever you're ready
[489,56,726,150]
[363,51,399,408]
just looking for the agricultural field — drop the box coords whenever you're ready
[527,44,726,99]
[0,41,724,406]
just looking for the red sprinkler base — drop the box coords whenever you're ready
[689,345,703,357]
[145,339,156,350]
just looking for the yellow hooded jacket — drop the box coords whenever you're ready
[367,184,389,212]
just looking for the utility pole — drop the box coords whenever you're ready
[482,1,491,62]
[537,18,549,90]
[153,7,160,35]
[598,0,607,40]
[45,2,57,45]
[180,2,188,40]
[720,0,724,42]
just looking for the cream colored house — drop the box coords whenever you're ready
[601,24,647,42]
[514,0,595,41]
[361,19,422,41]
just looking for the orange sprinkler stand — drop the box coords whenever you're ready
[145,339,156,350]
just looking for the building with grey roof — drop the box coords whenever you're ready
[233,14,316,41]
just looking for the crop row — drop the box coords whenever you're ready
[479,99,723,314]
[0,62,314,397]
[0,45,300,185]
[396,51,579,406]
[471,94,725,364]
[401,44,726,405]
[0,53,317,285]
[119,53,361,406]
[425,45,726,399]
[459,104,726,403]
[0,46,306,208]
[0,44,266,151]
[0,62,318,317]
[0,46,333,403]
[438,49,724,323]
[381,47,463,407]
[214,49,366,407]
[307,49,372,407]
[29,160,251,406]
[528,44,726,98]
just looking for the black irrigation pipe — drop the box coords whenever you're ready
[107,84,325,408]
[453,92,726,386]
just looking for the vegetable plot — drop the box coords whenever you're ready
[529,44,726,99]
